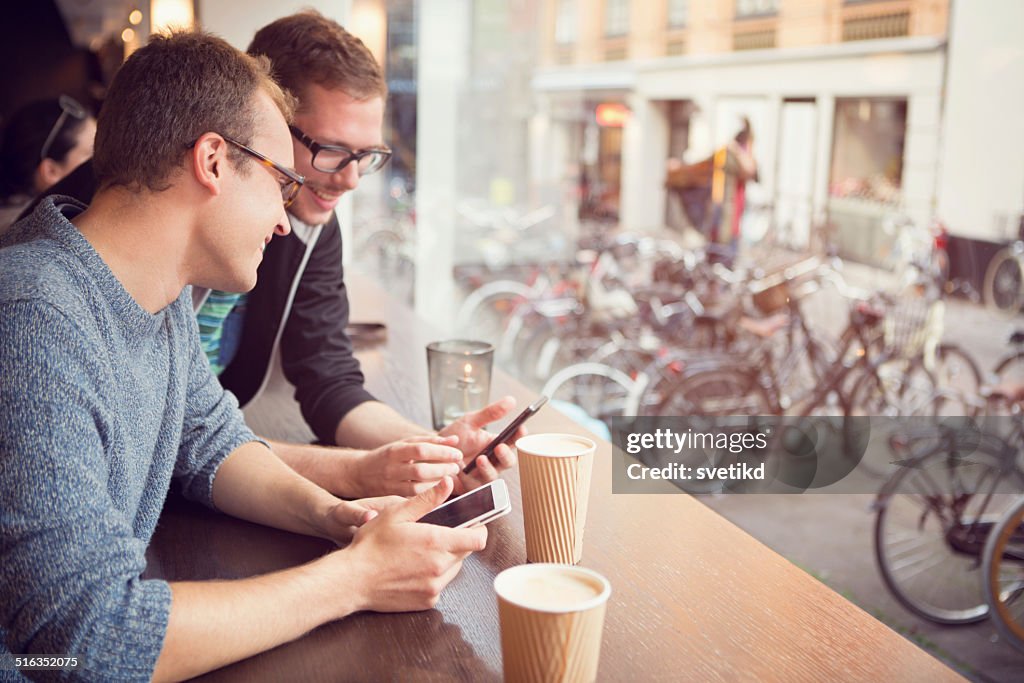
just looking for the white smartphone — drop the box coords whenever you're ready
[417,479,511,528]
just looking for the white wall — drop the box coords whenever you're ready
[197,0,351,51]
[936,0,1024,241]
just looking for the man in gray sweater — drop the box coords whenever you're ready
[0,32,484,682]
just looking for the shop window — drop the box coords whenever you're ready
[555,0,577,45]
[604,0,630,37]
[667,0,689,28]
[735,0,779,19]
[829,98,907,205]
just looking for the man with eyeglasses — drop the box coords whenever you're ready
[29,10,518,501]
[0,31,485,681]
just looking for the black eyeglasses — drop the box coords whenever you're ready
[289,125,392,175]
[221,136,305,208]
[40,95,87,162]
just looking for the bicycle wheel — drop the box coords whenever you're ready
[849,357,938,417]
[634,351,699,417]
[995,351,1024,386]
[658,365,773,417]
[771,320,838,411]
[983,247,1024,318]
[848,357,938,476]
[874,442,1024,624]
[455,280,535,346]
[515,316,592,385]
[651,366,774,493]
[983,495,1024,653]
[930,344,984,416]
[540,362,636,430]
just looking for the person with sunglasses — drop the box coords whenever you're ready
[0,31,486,681]
[31,10,520,501]
[0,96,96,233]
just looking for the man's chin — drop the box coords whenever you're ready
[205,273,256,295]
[290,198,335,227]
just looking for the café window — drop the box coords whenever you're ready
[667,0,689,28]
[555,0,578,44]
[604,0,630,37]
[735,0,779,18]
[829,97,907,205]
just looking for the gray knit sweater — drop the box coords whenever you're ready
[0,198,258,681]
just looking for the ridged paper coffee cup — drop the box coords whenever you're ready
[495,563,611,683]
[516,434,595,564]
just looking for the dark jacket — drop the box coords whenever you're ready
[25,161,376,444]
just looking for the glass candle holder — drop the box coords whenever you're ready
[426,340,494,430]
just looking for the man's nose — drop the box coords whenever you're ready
[331,162,360,192]
[275,207,292,236]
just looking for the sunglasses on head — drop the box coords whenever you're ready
[39,95,87,162]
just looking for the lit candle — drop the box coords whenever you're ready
[457,362,475,414]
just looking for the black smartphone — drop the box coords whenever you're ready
[461,395,548,475]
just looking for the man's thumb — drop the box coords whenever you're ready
[400,476,455,523]
[332,501,376,527]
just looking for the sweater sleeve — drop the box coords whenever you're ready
[0,302,171,682]
[174,295,264,508]
[280,215,376,444]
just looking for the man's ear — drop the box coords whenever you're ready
[190,133,229,198]
[34,158,65,192]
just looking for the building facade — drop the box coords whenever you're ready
[532,0,960,264]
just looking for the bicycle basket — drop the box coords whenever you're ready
[882,298,941,358]
[752,281,789,314]
[748,256,819,315]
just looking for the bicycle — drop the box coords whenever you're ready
[645,269,939,449]
[874,398,1024,625]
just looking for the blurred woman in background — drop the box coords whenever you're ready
[0,96,96,233]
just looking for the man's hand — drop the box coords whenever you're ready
[319,495,405,544]
[439,396,522,494]
[338,477,488,612]
[346,435,465,497]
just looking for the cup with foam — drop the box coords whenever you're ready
[494,563,611,683]
[515,433,595,564]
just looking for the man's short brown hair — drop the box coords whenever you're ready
[248,10,387,107]
[93,31,295,192]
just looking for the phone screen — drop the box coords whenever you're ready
[419,486,497,527]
